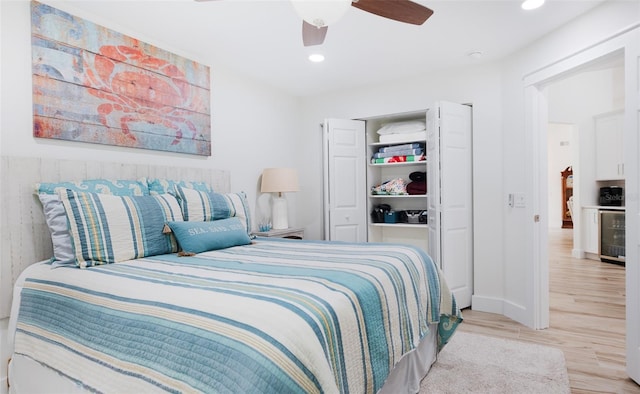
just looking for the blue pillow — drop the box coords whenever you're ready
[37,178,149,196]
[173,185,252,235]
[168,218,251,254]
[147,178,212,195]
[36,178,150,266]
[59,191,184,268]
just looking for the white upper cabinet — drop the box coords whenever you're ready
[595,110,624,181]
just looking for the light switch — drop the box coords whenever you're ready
[514,193,526,208]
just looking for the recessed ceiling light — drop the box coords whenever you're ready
[309,53,325,63]
[467,50,483,60]
[522,0,544,10]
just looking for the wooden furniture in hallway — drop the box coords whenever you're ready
[561,166,574,229]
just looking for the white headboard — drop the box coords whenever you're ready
[0,156,230,318]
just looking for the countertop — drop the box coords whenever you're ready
[582,205,626,210]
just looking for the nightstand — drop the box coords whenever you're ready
[254,227,305,240]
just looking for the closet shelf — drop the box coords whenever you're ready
[369,223,428,229]
[368,139,426,147]
[370,194,427,198]
[369,161,426,168]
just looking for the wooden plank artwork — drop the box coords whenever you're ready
[30,1,212,156]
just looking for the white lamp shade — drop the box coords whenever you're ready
[261,168,300,193]
[261,168,299,230]
[291,0,351,28]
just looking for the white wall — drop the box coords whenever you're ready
[547,122,574,229]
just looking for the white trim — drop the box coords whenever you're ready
[623,27,640,384]
[524,25,639,383]
[527,85,550,330]
[321,121,330,240]
[523,21,640,83]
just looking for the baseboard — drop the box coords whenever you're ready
[471,295,535,328]
[1,318,8,394]
[470,295,504,314]
[503,299,530,327]
[572,248,585,259]
[584,252,600,261]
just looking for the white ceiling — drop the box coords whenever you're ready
[61,0,607,97]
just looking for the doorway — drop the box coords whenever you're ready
[545,53,624,255]
[526,29,639,383]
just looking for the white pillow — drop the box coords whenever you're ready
[376,120,426,135]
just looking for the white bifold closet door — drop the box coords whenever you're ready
[427,101,473,309]
[322,119,367,242]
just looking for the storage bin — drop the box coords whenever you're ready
[384,211,399,223]
[405,210,421,224]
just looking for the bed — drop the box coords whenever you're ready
[2,158,462,393]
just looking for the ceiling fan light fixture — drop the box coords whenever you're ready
[521,0,544,10]
[291,0,351,28]
[309,53,325,62]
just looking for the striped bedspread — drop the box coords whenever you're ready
[13,238,462,393]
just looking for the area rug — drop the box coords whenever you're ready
[420,332,570,393]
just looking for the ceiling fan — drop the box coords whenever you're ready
[296,0,434,46]
[195,0,434,47]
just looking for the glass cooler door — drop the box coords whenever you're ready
[600,210,625,264]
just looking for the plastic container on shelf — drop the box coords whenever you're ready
[384,211,399,223]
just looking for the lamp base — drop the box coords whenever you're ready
[271,196,288,230]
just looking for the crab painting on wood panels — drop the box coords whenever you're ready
[31,1,211,156]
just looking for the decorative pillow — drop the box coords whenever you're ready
[58,191,183,268]
[38,194,76,267]
[37,178,149,196]
[167,218,251,254]
[147,178,212,195]
[36,178,150,267]
[174,185,252,234]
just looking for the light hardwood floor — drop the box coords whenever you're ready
[458,228,640,393]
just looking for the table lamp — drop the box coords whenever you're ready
[260,168,300,230]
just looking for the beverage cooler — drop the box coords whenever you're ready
[600,210,625,264]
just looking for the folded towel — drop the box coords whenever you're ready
[407,181,426,195]
[373,148,424,159]
[371,154,426,164]
[379,143,423,153]
[371,178,408,195]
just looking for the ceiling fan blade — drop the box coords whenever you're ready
[302,21,328,47]
[351,0,434,25]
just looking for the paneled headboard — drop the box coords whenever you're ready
[0,156,230,318]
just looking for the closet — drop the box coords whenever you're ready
[323,101,473,308]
